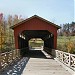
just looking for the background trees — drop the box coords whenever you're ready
[0,13,24,53]
[57,22,75,54]
[58,22,75,36]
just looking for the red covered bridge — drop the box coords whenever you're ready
[0,15,73,75]
[11,15,60,56]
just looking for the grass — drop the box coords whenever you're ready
[57,36,75,46]
[57,36,75,54]
[29,38,44,47]
[57,36,75,42]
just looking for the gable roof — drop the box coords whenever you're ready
[11,15,61,29]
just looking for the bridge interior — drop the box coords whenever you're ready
[18,30,54,57]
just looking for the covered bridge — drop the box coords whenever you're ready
[11,15,60,56]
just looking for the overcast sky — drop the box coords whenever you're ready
[0,0,74,25]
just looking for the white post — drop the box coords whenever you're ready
[62,51,64,62]
[56,50,58,59]
[68,53,71,67]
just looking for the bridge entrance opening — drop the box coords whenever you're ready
[18,30,54,57]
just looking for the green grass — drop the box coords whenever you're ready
[57,36,75,53]
[29,42,43,47]
[29,38,44,47]
[57,36,75,44]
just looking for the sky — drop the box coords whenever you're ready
[0,0,74,25]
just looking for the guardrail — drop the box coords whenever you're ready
[55,50,75,71]
[0,49,20,71]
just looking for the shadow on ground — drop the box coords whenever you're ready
[24,50,47,58]
[0,57,29,75]
[24,50,54,59]
[0,50,53,75]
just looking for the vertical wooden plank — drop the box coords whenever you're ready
[69,53,71,66]
[6,52,9,64]
[17,49,18,58]
[62,51,64,62]
[12,50,13,60]
[15,49,17,58]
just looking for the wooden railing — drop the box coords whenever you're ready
[55,50,75,71]
[0,49,20,71]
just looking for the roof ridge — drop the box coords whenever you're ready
[10,15,61,29]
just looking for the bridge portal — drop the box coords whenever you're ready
[11,15,60,56]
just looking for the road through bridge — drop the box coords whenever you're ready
[22,49,72,75]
